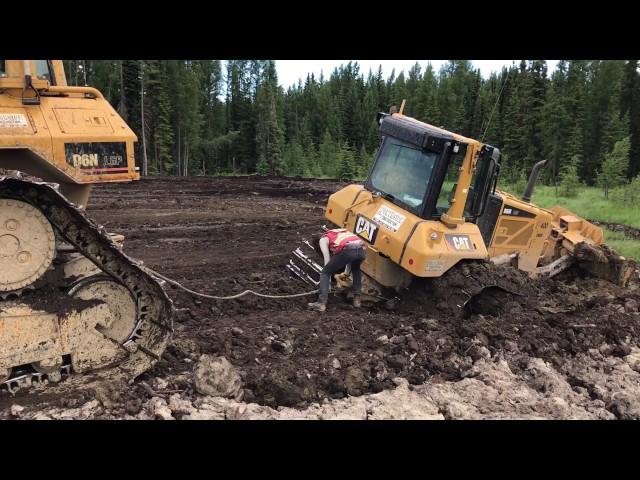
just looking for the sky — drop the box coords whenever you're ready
[275,60,559,89]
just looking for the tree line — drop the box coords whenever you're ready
[63,60,640,190]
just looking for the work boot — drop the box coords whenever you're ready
[307,302,326,312]
[352,295,361,308]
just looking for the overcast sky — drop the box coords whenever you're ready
[276,60,559,89]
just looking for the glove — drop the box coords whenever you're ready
[335,272,349,281]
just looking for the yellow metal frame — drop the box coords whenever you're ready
[0,60,139,187]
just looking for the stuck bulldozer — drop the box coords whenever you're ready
[0,60,173,391]
[289,105,637,308]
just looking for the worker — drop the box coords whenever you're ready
[307,228,367,312]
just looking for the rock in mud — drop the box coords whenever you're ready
[269,378,303,406]
[420,318,439,330]
[374,362,389,381]
[624,299,638,313]
[271,339,293,354]
[79,400,101,418]
[231,327,244,336]
[146,397,174,420]
[168,394,194,415]
[153,377,169,391]
[406,335,420,352]
[626,349,640,373]
[92,380,125,409]
[504,340,518,352]
[376,335,389,345]
[388,355,407,370]
[469,345,491,362]
[331,358,342,369]
[344,366,368,396]
[125,399,142,415]
[194,355,244,400]
[10,404,25,418]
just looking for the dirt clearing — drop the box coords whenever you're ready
[1,175,639,420]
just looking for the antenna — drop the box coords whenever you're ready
[480,70,511,142]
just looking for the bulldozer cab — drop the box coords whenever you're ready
[367,113,500,226]
[0,60,62,89]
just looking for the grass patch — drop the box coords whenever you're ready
[603,230,640,260]
[500,184,640,229]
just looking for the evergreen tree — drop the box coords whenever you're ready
[318,129,339,177]
[337,143,355,180]
[620,60,640,178]
[255,61,284,175]
[558,155,581,197]
[598,136,631,198]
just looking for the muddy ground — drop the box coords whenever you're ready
[1,175,640,420]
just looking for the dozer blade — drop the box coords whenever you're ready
[550,206,636,287]
[574,242,637,287]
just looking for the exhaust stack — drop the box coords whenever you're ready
[522,159,548,203]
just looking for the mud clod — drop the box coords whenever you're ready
[194,355,243,400]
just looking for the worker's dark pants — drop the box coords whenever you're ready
[318,247,366,304]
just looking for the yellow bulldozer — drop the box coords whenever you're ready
[289,105,636,308]
[0,60,173,391]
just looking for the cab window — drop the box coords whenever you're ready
[368,138,438,215]
[433,147,496,219]
[34,60,52,81]
[433,147,465,216]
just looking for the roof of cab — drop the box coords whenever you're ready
[384,113,483,147]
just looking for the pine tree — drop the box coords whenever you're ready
[620,60,640,178]
[558,155,581,197]
[255,61,284,175]
[318,129,339,177]
[415,63,440,124]
[145,61,174,174]
[541,61,570,182]
[598,136,631,199]
[337,143,355,180]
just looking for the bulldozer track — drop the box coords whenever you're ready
[0,176,174,392]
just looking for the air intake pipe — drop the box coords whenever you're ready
[521,159,548,203]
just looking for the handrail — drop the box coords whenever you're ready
[46,85,105,100]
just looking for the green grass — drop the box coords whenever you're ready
[501,183,640,260]
[603,230,640,260]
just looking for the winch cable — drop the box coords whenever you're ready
[148,268,319,301]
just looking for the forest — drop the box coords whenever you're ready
[62,60,640,191]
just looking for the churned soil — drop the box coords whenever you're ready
[1,175,639,420]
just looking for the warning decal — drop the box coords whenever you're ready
[0,113,29,128]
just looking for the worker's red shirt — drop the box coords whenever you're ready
[324,229,363,254]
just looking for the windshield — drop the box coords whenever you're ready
[368,138,438,214]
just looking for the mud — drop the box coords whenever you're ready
[591,220,640,241]
[1,175,640,420]
[17,285,103,316]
